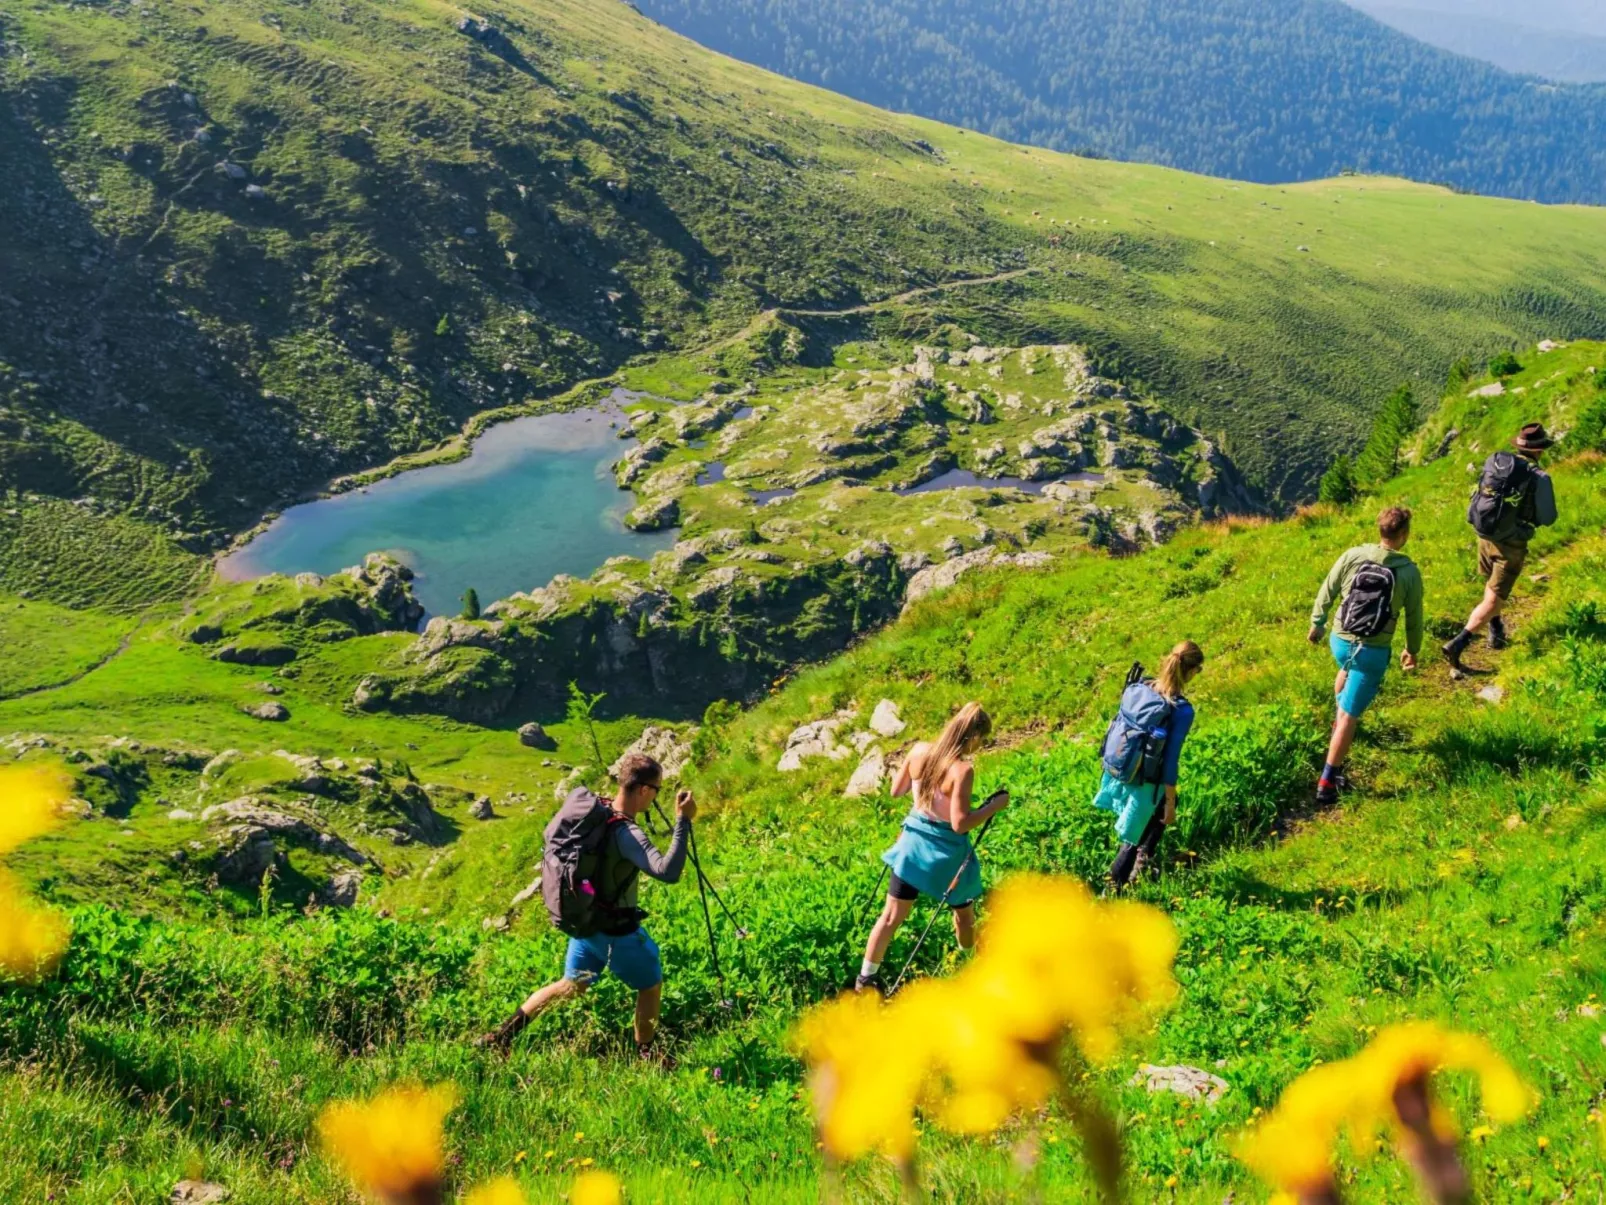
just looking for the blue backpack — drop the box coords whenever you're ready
[1101,663,1175,786]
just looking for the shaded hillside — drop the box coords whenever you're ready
[3,0,1606,590]
[634,0,1606,200]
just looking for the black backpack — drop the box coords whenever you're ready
[541,787,641,937]
[1467,452,1536,542]
[1101,662,1175,786]
[1338,560,1397,638]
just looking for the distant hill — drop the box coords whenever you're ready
[1353,3,1606,82]
[632,0,1606,202]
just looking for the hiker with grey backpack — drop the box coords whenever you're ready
[1092,640,1204,891]
[1442,423,1558,675]
[1308,506,1424,806]
[477,752,693,1066]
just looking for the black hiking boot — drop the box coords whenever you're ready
[1488,618,1510,651]
[1441,639,1468,676]
[854,972,885,997]
[1315,780,1341,807]
[474,1007,531,1053]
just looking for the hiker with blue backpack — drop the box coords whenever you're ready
[1308,505,1424,806]
[477,752,694,1064]
[1442,423,1557,675]
[1093,640,1204,890]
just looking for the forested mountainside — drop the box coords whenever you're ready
[1355,3,1606,83]
[4,0,1606,600]
[633,0,1606,202]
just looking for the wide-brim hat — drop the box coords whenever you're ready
[1514,422,1554,451]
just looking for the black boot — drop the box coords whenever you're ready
[475,1006,531,1051]
[1442,629,1473,674]
[1488,617,1509,650]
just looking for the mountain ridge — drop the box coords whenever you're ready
[633,0,1606,202]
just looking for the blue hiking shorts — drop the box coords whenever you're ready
[1331,632,1391,718]
[563,927,662,991]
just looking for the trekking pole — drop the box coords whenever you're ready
[688,829,733,1009]
[860,863,889,927]
[654,800,749,938]
[887,812,1000,997]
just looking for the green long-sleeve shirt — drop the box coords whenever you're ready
[1310,543,1424,656]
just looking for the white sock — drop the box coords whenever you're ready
[860,958,881,978]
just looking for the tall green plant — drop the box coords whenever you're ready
[1318,454,1358,504]
[1354,384,1417,487]
[566,680,608,771]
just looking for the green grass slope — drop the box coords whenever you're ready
[1,340,1604,1201]
[4,0,1606,584]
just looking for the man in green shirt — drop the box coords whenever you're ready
[1307,506,1424,805]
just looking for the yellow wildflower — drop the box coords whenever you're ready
[0,766,72,983]
[0,869,71,983]
[795,989,933,1159]
[796,872,1178,1162]
[463,1177,527,1205]
[570,1171,623,1205]
[1239,1022,1533,1195]
[317,1083,458,1200]
[0,765,68,855]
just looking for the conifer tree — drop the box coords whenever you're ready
[461,587,480,620]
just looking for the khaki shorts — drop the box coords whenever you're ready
[1478,537,1528,600]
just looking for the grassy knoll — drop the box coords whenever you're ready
[5,0,1606,593]
[0,594,136,699]
[0,341,1603,1200]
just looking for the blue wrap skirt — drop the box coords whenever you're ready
[882,809,983,906]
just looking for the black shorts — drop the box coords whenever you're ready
[888,872,977,910]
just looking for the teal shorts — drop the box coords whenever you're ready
[1331,632,1391,718]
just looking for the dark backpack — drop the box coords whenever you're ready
[1101,663,1175,786]
[1467,452,1536,542]
[541,787,640,938]
[1338,560,1397,639]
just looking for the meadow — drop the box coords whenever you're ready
[1,343,1603,1201]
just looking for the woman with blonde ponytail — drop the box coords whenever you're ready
[854,701,1010,995]
[1093,640,1204,891]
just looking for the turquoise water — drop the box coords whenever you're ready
[219,402,675,621]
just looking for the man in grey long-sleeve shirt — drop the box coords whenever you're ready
[1443,422,1558,672]
[478,752,695,1064]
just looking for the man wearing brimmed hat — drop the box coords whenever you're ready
[1443,422,1557,673]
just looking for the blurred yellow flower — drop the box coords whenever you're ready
[317,1083,458,1200]
[0,765,69,855]
[0,869,71,982]
[0,766,71,983]
[796,873,1177,1162]
[463,1176,527,1205]
[570,1171,622,1205]
[1240,1022,1533,1195]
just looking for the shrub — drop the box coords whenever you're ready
[1564,396,1606,455]
[1488,351,1522,377]
[1318,455,1357,504]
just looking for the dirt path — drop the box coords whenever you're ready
[2,613,149,703]
[696,267,1041,357]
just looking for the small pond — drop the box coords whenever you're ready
[219,398,676,621]
[895,468,1105,496]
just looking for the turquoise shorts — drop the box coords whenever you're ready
[1331,632,1391,718]
[564,928,662,991]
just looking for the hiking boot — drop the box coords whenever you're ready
[1315,781,1340,807]
[1441,639,1468,674]
[854,972,885,997]
[1488,620,1510,651]
[474,1007,531,1052]
[638,1041,678,1071]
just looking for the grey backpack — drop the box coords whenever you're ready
[541,787,639,937]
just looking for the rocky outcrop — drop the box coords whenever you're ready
[903,548,1053,610]
[518,722,556,750]
[1129,1064,1229,1104]
[869,699,906,738]
[844,748,887,798]
[611,726,695,779]
[777,711,857,771]
[242,701,290,722]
